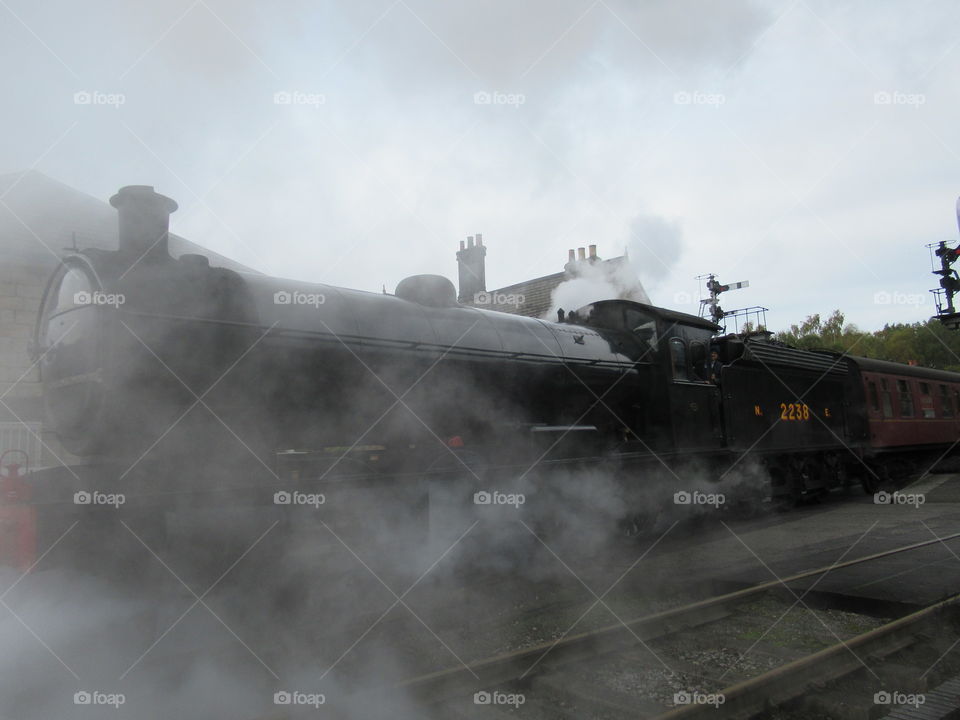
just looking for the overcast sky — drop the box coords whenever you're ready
[2,0,959,331]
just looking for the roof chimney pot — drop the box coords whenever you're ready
[577,247,586,261]
[476,233,483,246]
[467,236,475,248]
[589,244,597,259]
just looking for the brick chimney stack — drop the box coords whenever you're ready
[456,233,486,303]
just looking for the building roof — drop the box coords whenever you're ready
[464,255,637,320]
[0,170,258,273]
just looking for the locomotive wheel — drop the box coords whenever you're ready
[859,470,881,495]
[620,508,661,538]
[768,467,797,510]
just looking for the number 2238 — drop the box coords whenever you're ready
[780,402,810,421]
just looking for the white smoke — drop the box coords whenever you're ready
[546,211,684,318]
[626,213,684,289]
[547,255,651,319]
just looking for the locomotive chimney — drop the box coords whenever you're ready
[456,233,487,303]
[109,185,178,260]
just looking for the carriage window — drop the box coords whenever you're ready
[919,382,935,417]
[670,338,688,380]
[867,381,880,414]
[941,385,954,418]
[880,379,893,418]
[897,379,914,417]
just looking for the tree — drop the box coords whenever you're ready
[773,311,960,371]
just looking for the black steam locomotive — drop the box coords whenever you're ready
[32,186,960,516]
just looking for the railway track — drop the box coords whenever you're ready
[247,531,960,720]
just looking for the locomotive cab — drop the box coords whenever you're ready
[573,300,725,453]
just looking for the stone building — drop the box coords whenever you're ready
[456,237,644,320]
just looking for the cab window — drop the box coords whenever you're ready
[690,342,708,382]
[624,308,657,357]
[670,338,688,381]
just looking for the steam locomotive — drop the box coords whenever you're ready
[29,186,960,523]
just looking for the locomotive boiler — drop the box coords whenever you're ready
[33,186,654,482]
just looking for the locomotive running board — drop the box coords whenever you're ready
[529,425,598,432]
